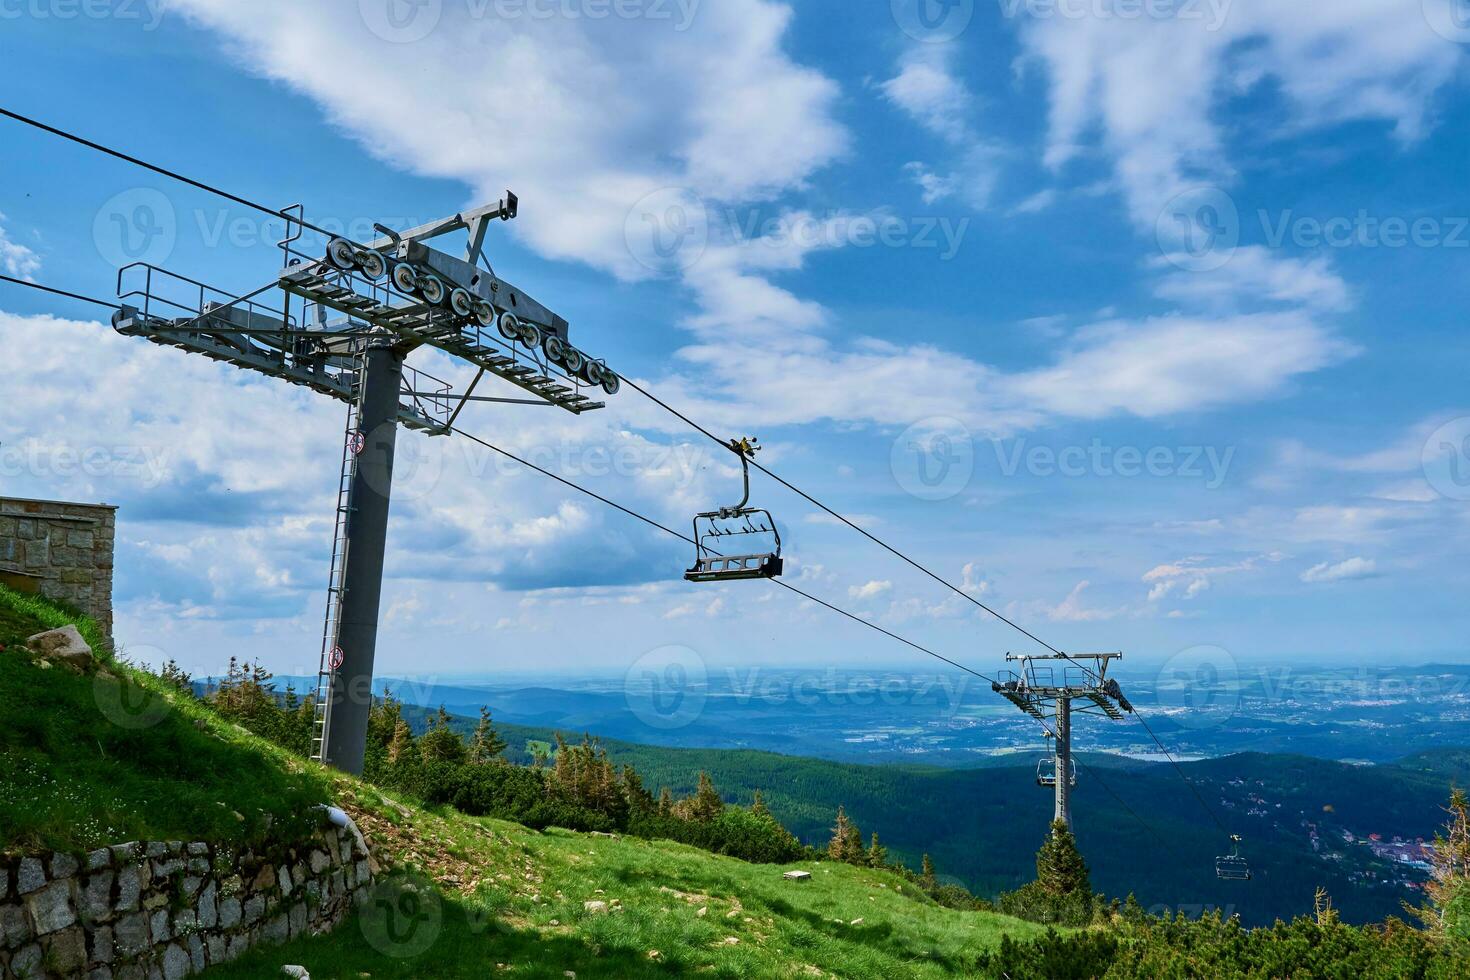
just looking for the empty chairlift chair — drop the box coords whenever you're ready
[1036,756,1075,788]
[685,437,784,583]
[1216,835,1252,881]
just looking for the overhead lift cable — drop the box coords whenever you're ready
[0,108,339,239]
[0,113,1204,861]
[447,424,1181,859]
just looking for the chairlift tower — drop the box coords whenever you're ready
[109,193,621,775]
[992,652,1133,828]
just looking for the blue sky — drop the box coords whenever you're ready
[1,0,1469,683]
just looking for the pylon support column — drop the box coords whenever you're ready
[323,341,404,775]
[1055,695,1072,828]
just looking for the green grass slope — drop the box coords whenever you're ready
[0,588,1054,978]
[0,584,330,853]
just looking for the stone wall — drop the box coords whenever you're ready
[0,824,373,979]
[0,497,117,642]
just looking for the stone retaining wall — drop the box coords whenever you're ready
[0,823,372,979]
[0,497,116,642]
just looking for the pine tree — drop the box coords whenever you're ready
[621,765,654,814]
[1036,819,1091,897]
[1415,788,1470,939]
[866,832,888,869]
[920,853,937,891]
[680,771,724,823]
[387,718,415,765]
[657,786,673,817]
[829,806,859,862]
[418,705,467,763]
[469,706,507,765]
[752,790,769,817]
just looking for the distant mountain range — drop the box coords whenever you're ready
[389,701,1463,928]
[218,669,1467,927]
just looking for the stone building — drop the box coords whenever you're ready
[0,496,117,640]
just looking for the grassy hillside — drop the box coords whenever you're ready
[209,799,1055,979]
[0,585,330,853]
[0,588,1055,978]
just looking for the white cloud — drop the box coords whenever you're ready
[1005,313,1352,419]
[848,579,892,600]
[1143,552,1284,602]
[1151,247,1353,314]
[0,214,40,280]
[881,46,1001,209]
[1009,189,1057,216]
[1301,557,1379,583]
[1016,1,1463,232]
[1042,580,1123,622]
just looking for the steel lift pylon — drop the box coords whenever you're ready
[992,652,1133,828]
[110,194,619,775]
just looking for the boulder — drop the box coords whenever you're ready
[25,626,94,670]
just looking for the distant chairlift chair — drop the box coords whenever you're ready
[685,437,784,583]
[1036,755,1076,788]
[1216,835,1252,881]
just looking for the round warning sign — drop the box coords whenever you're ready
[329,646,345,671]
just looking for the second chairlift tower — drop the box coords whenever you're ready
[992,652,1133,828]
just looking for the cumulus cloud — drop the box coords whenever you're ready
[1301,556,1379,583]
[848,579,892,600]
[1005,313,1352,419]
[0,214,40,280]
[881,45,1001,208]
[1016,1,1463,232]
[1143,552,1285,602]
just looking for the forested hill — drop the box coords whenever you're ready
[403,704,1460,928]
